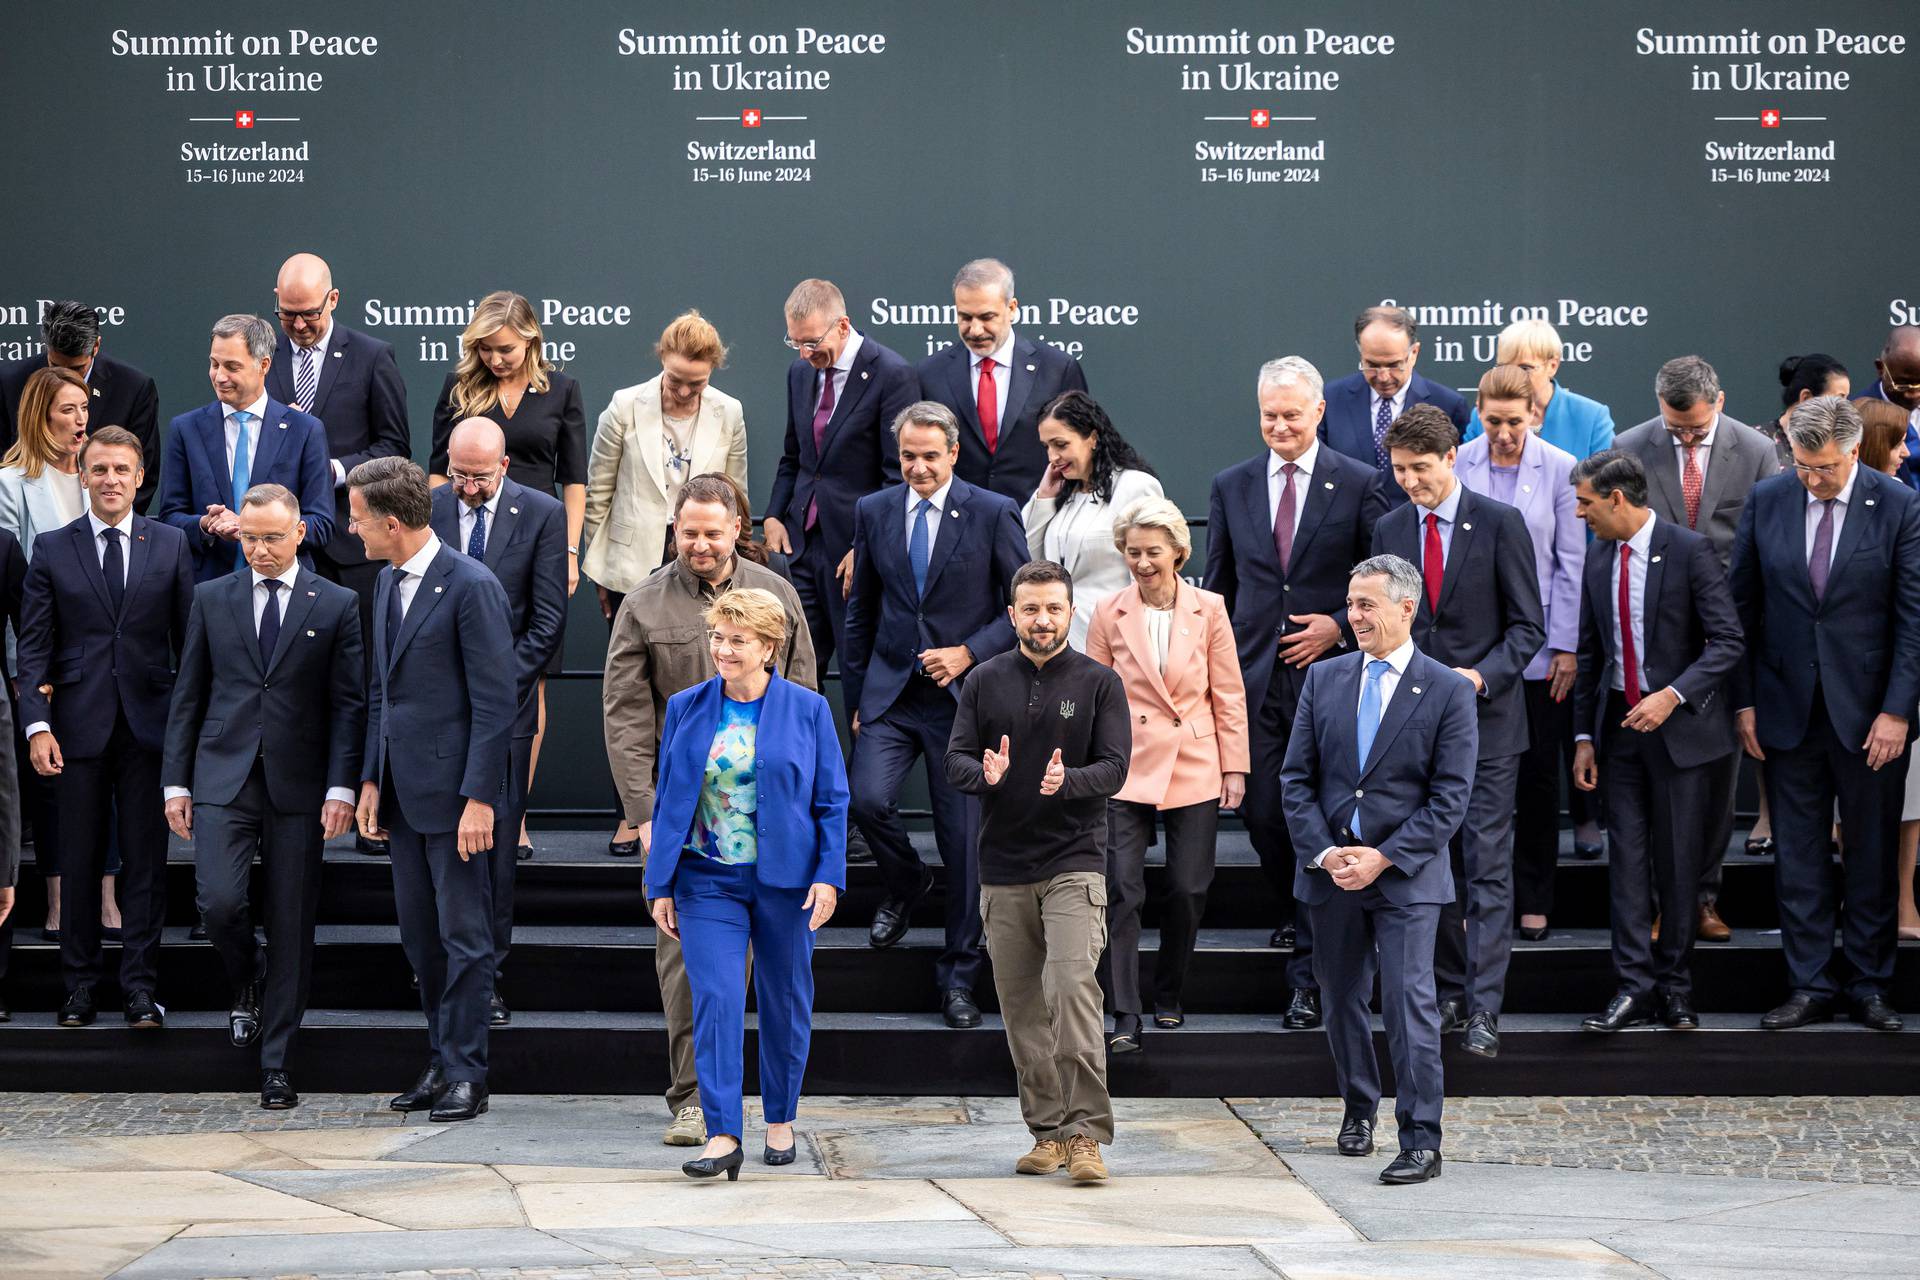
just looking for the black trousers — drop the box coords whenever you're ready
[56,712,165,995]
[1099,798,1218,1019]
[1695,750,1741,906]
[1764,687,1902,1001]
[193,762,324,1070]
[1244,664,1315,989]
[386,787,495,1084]
[789,536,847,677]
[1514,678,1576,917]
[489,733,535,981]
[0,686,48,983]
[1434,751,1521,1017]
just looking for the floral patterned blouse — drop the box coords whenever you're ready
[685,694,762,865]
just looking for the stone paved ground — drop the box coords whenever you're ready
[297,1267,1052,1280]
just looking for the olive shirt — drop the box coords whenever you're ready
[602,556,818,825]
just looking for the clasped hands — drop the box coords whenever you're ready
[981,735,1066,795]
[1324,845,1391,891]
[200,503,242,541]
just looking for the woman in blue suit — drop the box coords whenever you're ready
[1463,319,1615,461]
[647,587,847,1180]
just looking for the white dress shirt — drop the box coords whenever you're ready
[458,487,502,559]
[1673,416,1717,487]
[1266,438,1320,542]
[905,479,953,558]
[27,508,137,738]
[224,390,270,480]
[394,533,443,620]
[1315,637,1415,866]
[1414,479,1464,569]
[815,329,865,420]
[969,330,1015,429]
[1805,464,1857,573]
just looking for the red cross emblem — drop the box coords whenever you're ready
[1250,109,1270,128]
[234,110,255,129]
[1760,109,1781,128]
[741,108,762,128]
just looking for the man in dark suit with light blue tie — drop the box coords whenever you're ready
[1281,553,1476,1184]
[350,457,517,1122]
[842,401,1027,1028]
[157,314,335,583]
[163,484,366,1108]
[1372,405,1545,1057]
[18,427,195,1029]
[1730,396,1920,1034]
[914,259,1090,504]
[762,279,915,673]
[1320,307,1471,508]
[429,418,567,1025]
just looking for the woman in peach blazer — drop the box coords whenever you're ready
[1086,496,1249,1051]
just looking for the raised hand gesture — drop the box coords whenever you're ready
[1039,747,1065,796]
[982,734,1011,786]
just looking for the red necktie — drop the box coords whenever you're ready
[1423,512,1444,613]
[976,357,999,453]
[1681,445,1703,529]
[1618,543,1640,707]
[805,369,837,530]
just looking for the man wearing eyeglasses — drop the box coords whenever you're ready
[763,278,915,676]
[1319,306,1470,508]
[163,483,366,1109]
[1857,326,1920,494]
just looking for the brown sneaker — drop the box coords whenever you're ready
[1067,1134,1108,1182]
[1698,902,1732,942]
[1015,1138,1068,1175]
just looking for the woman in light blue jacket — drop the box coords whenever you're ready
[1463,319,1615,462]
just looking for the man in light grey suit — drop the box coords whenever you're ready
[1613,356,1777,939]
[1281,554,1477,1185]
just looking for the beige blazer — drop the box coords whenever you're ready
[582,374,748,594]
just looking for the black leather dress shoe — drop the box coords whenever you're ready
[607,837,640,857]
[1516,923,1550,941]
[1573,840,1604,860]
[124,990,164,1028]
[489,992,512,1026]
[869,866,935,949]
[942,987,982,1029]
[59,986,95,1027]
[1462,1011,1499,1057]
[1107,1012,1143,1054]
[1583,992,1655,1033]
[430,1080,488,1122]
[356,834,390,856]
[1269,923,1296,949]
[230,982,262,1047]
[1661,992,1699,1029]
[1379,1149,1443,1184]
[1337,1115,1375,1157]
[1282,988,1322,1030]
[1852,993,1903,1032]
[516,842,534,862]
[1436,997,1464,1034]
[1760,991,1835,1030]
[389,1063,448,1112]
[260,1070,298,1110]
[844,825,877,865]
[188,922,208,941]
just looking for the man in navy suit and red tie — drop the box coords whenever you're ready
[157,314,335,583]
[914,259,1090,503]
[1320,307,1471,507]
[762,279,916,674]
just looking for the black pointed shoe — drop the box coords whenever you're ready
[942,987,982,1029]
[869,866,935,949]
[1583,992,1655,1033]
[489,992,512,1026]
[229,982,262,1047]
[1379,1149,1443,1184]
[59,986,95,1027]
[1337,1114,1375,1157]
[1282,987,1322,1030]
[1107,1013,1143,1054]
[124,990,164,1028]
[1661,992,1699,1030]
[1760,991,1835,1030]
[763,1140,798,1167]
[1436,996,1465,1034]
[389,1063,448,1112]
[429,1081,489,1122]
[260,1070,298,1110]
[683,1144,746,1180]
[1462,1012,1499,1057]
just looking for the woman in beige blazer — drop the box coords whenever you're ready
[1086,497,1248,1051]
[584,310,748,853]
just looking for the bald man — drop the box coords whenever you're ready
[428,418,567,1025]
[1858,326,1920,493]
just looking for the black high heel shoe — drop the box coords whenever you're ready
[682,1145,746,1180]
[764,1140,797,1166]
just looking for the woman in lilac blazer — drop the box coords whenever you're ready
[1456,364,1584,941]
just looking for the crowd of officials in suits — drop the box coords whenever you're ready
[0,250,1917,1186]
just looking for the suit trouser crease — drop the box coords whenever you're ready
[647,849,755,1116]
[1601,708,1711,1001]
[386,797,495,1083]
[488,733,535,978]
[57,712,165,994]
[1246,664,1315,988]
[1696,749,1741,904]
[1101,798,1218,1018]
[1434,751,1520,1015]
[1514,678,1579,917]
[789,537,847,675]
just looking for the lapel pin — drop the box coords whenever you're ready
[1866,498,1877,506]
[305,629,316,637]
[1412,686,1422,694]
[1324,480,1335,489]
[331,350,342,358]
[306,590,315,597]
[509,506,519,515]
[1462,522,1472,531]
[949,508,959,518]
[1026,363,1036,372]
[860,370,870,381]
[433,585,443,594]
[1522,484,1533,493]
[1651,555,1662,563]
[92,387,101,397]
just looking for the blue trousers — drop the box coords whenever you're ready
[675,855,817,1141]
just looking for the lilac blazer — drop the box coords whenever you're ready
[1456,431,1583,679]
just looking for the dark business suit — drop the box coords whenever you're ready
[842,477,1027,991]
[765,335,914,672]
[17,515,194,996]
[1206,445,1386,989]
[266,325,411,635]
[157,400,336,582]
[1575,518,1743,1001]
[1730,466,1920,1001]
[1373,486,1545,1016]
[366,541,517,1083]
[163,568,365,1069]
[0,528,27,985]
[1281,648,1476,1151]
[914,337,1088,503]
[429,479,567,981]
[0,353,161,510]
[1321,372,1471,507]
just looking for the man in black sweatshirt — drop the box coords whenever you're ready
[947,560,1131,1182]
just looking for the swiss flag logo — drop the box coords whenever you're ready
[234,109,255,129]
[741,108,762,128]
[1250,108,1271,129]
[1760,108,1781,128]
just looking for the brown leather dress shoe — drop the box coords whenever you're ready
[1697,902,1732,942]
[1015,1138,1068,1175]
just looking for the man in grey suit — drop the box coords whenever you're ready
[1612,356,1777,940]
[1281,554,1477,1185]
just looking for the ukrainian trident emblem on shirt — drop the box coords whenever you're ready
[1059,700,1076,720]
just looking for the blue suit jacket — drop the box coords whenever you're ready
[267,325,411,564]
[1204,446,1386,716]
[915,336,1089,502]
[765,334,914,562]
[841,478,1027,723]
[1321,370,1471,507]
[1371,486,1547,759]
[363,542,518,833]
[17,514,194,756]
[1730,466,1920,752]
[646,671,850,895]
[429,477,567,737]
[1463,383,1615,459]
[1280,647,1476,906]
[157,399,335,581]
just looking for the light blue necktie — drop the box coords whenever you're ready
[909,497,933,597]
[1352,658,1389,840]
[230,411,254,570]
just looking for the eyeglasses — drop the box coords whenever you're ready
[274,306,327,323]
[1358,355,1411,374]
[238,532,294,547]
[783,317,845,352]
[1879,362,1920,397]
[1792,459,1846,479]
[446,468,501,488]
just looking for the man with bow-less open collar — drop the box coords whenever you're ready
[1282,553,1476,1185]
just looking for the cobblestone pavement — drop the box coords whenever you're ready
[284,1267,1054,1280]
[0,1092,404,1139]
[1231,1094,1920,1184]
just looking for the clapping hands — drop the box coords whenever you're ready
[980,736,1069,796]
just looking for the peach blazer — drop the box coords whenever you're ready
[1086,579,1251,809]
